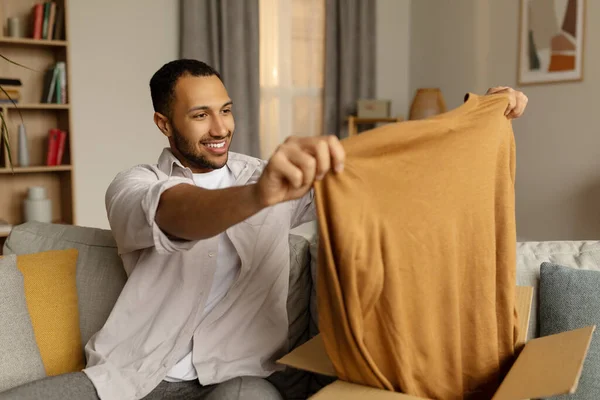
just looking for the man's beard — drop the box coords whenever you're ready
[171,123,231,171]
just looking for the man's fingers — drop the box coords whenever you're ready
[486,86,509,95]
[486,87,523,117]
[295,135,345,178]
[500,88,516,116]
[513,92,528,118]
[326,135,345,173]
[506,91,529,119]
[283,143,317,187]
[508,103,525,119]
[269,150,304,189]
[313,140,331,180]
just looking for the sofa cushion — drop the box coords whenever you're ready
[0,255,46,392]
[4,224,314,400]
[16,249,84,376]
[539,262,600,399]
[516,241,600,339]
[3,222,127,349]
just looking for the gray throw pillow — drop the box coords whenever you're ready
[540,262,600,399]
[0,255,46,392]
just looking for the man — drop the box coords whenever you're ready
[0,59,528,400]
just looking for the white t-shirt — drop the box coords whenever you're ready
[164,166,240,382]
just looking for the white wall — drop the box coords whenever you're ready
[409,0,486,110]
[488,1,600,241]
[376,0,411,117]
[68,0,179,229]
[410,1,600,241]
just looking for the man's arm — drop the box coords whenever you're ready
[156,135,345,241]
[156,184,263,241]
[105,167,196,254]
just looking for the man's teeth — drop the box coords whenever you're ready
[206,142,225,148]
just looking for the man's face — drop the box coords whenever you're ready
[165,74,234,173]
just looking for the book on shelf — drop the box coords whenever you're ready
[30,2,64,41]
[46,128,67,166]
[32,4,43,39]
[0,219,12,236]
[41,62,67,104]
[0,78,22,104]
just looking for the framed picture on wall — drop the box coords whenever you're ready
[518,0,586,85]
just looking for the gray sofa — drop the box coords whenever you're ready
[3,221,600,398]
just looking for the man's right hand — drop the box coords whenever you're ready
[255,136,346,207]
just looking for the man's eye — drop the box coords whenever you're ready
[194,113,207,119]
[222,109,232,114]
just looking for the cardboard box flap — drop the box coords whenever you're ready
[310,380,428,400]
[515,286,533,348]
[492,325,596,400]
[278,334,335,377]
[279,287,533,378]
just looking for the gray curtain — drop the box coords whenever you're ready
[323,0,376,138]
[180,0,260,157]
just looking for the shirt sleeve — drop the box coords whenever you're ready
[105,166,198,255]
[290,189,316,228]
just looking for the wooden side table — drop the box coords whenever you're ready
[346,116,404,137]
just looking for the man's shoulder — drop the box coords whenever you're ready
[228,152,267,167]
[112,163,163,182]
[227,152,268,177]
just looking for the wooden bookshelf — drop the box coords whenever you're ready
[0,0,73,251]
[5,103,70,110]
[0,37,67,47]
[0,165,72,174]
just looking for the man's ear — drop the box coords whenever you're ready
[154,112,171,137]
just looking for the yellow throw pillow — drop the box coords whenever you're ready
[16,248,84,376]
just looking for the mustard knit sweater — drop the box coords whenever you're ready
[315,93,519,399]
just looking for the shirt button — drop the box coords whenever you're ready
[208,252,215,258]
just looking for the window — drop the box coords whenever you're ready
[259,0,325,159]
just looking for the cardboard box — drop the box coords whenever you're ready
[279,287,595,399]
[357,99,391,119]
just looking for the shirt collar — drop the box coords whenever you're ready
[157,147,262,182]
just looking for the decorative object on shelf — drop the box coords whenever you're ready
[23,186,52,223]
[17,123,29,167]
[409,88,447,120]
[518,0,585,85]
[357,99,391,119]
[7,17,26,38]
[0,78,22,104]
[0,218,12,235]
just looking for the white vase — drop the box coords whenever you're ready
[24,186,52,223]
[17,124,29,167]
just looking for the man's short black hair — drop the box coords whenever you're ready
[150,59,222,117]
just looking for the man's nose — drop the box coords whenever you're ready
[210,116,228,137]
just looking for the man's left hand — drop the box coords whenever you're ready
[485,87,528,119]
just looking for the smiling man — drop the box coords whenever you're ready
[81,59,349,400]
[87,59,351,400]
[0,59,528,400]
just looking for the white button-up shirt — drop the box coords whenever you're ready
[83,149,315,400]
